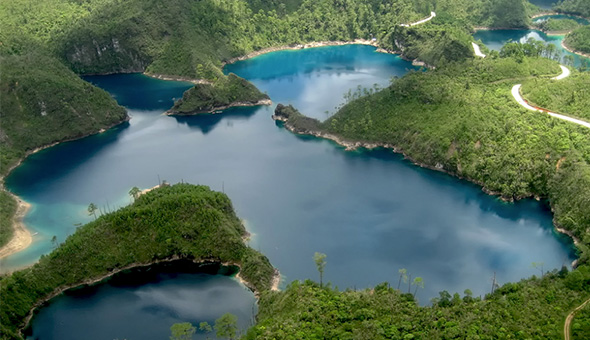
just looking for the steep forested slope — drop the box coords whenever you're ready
[0,52,127,176]
[554,0,590,17]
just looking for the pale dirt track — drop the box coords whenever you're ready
[564,296,590,340]
[400,11,436,27]
[511,66,590,130]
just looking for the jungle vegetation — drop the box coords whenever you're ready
[565,26,590,54]
[554,0,590,18]
[0,192,17,249]
[0,184,275,339]
[168,73,270,115]
[247,267,590,339]
[521,72,590,120]
[536,18,582,32]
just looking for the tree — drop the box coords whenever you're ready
[170,322,196,340]
[215,313,238,340]
[412,277,424,298]
[463,289,473,303]
[87,202,97,219]
[51,235,58,248]
[314,252,327,287]
[199,322,213,339]
[129,186,141,201]
[532,262,545,277]
[397,268,408,290]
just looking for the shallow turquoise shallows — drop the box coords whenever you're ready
[474,27,589,67]
[5,44,577,339]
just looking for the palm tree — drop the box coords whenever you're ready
[412,277,424,298]
[397,268,408,290]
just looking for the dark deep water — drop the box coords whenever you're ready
[4,44,577,338]
[26,263,256,340]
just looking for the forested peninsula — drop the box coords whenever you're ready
[2,0,590,339]
[274,50,590,262]
[0,184,276,339]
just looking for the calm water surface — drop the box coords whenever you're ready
[5,45,575,308]
[474,26,590,67]
[533,14,590,25]
[529,0,555,9]
[26,263,256,340]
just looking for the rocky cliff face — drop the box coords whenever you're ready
[63,36,150,75]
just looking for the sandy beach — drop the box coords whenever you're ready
[0,194,32,259]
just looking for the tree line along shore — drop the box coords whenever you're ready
[1,0,590,338]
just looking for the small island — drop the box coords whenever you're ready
[166,73,271,115]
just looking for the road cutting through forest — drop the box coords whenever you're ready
[511,66,590,130]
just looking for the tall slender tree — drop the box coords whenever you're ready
[412,277,424,298]
[397,268,408,290]
[314,252,327,287]
[87,203,97,219]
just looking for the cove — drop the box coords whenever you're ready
[532,14,590,25]
[4,45,575,304]
[474,26,590,67]
[25,262,256,340]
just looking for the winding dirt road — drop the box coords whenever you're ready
[400,11,436,27]
[511,66,590,130]
[564,296,590,340]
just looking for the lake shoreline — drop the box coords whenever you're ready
[0,116,131,260]
[222,39,400,66]
[19,257,276,337]
[273,116,580,259]
[0,193,32,260]
[561,39,590,58]
[143,72,213,85]
[166,98,272,116]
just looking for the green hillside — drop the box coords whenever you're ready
[0,184,275,339]
[565,26,590,54]
[248,269,590,339]
[168,74,270,115]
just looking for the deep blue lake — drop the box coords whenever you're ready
[26,263,256,340]
[5,44,577,338]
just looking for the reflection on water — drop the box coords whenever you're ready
[173,107,259,134]
[474,29,589,67]
[27,262,256,340]
[4,45,575,303]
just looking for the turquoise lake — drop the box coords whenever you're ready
[474,27,590,67]
[533,14,590,25]
[5,44,578,338]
